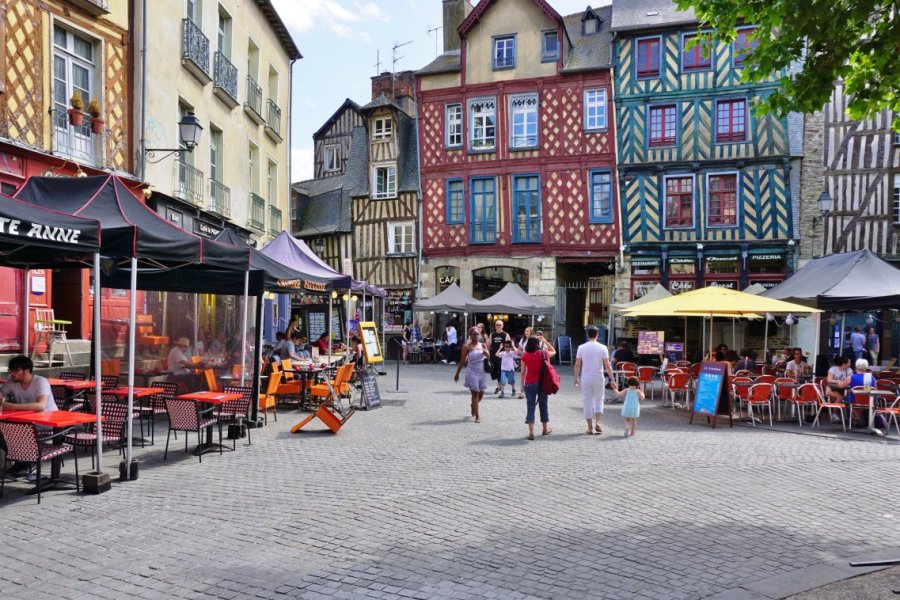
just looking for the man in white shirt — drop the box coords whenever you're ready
[574,325,616,435]
[443,324,458,364]
[1,355,56,413]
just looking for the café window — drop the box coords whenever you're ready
[472,266,528,300]
[667,257,696,276]
[632,280,658,299]
[748,253,785,274]
[705,256,739,274]
[631,258,661,276]
[435,266,460,294]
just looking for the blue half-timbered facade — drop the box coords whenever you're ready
[611,0,795,298]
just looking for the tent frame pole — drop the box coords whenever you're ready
[93,254,103,473]
[22,269,30,356]
[240,270,249,386]
[125,257,137,479]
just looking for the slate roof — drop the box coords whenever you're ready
[610,0,697,32]
[359,94,404,113]
[416,49,461,75]
[396,112,419,193]
[254,0,302,60]
[312,98,361,141]
[345,127,370,197]
[561,5,613,72]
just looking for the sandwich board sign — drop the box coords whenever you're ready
[689,361,733,429]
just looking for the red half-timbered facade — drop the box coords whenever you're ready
[416,0,619,339]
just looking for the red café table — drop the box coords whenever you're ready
[176,391,241,455]
[108,386,166,445]
[287,364,328,407]
[1,410,101,494]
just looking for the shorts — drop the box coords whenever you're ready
[500,370,516,386]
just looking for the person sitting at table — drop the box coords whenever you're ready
[167,337,195,375]
[826,355,852,403]
[611,341,635,367]
[209,331,227,356]
[281,332,305,362]
[837,358,877,425]
[785,348,811,380]
[272,331,286,355]
[296,334,311,360]
[0,355,56,413]
[735,349,758,373]
[313,332,331,356]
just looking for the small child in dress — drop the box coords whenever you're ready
[616,376,644,437]
[496,340,518,398]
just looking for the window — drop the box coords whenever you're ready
[588,170,613,223]
[706,256,739,274]
[217,6,232,59]
[186,0,201,22]
[707,173,738,226]
[893,175,900,225]
[542,31,559,62]
[584,89,607,131]
[387,222,415,255]
[513,175,541,243]
[733,26,758,67]
[894,132,900,146]
[446,179,464,224]
[372,164,397,199]
[583,16,598,36]
[209,126,222,182]
[267,159,277,203]
[248,142,259,193]
[470,178,496,243]
[637,37,661,78]
[468,97,496,151]
[649,104,677,147]
[445,103,462,147]
[509,93,538,149]
[373,117,393,140]
[493,35,516,70]
[324,145,340,172]
[664,176,694,228]
[52,25,97,162]
[716,99,747,142]
[682,33,712,71]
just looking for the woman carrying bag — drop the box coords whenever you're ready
[520,335,555,440]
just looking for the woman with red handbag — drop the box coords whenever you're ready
[520,335,555,440]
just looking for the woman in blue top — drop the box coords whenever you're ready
[837,358,877,425]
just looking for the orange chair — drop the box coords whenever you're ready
[848,387,873,430]
[755,374,776,385]
[747,383,774,427]
[809,383,846,431]
[675,360,691,369]
[664,372,691,409]
[204,368,219,393]
[773,377,796,421]
[875,394,900,437]
[732,376,754,418]
[258,373,280,424]
[136,314,168,357]
[636,366,657,400]
[309,363,354,407]
[786,382,819,427]
[281,359,295,381]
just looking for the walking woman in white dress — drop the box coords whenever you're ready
[453,327,487,423]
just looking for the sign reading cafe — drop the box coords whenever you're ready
[0,216,83,244]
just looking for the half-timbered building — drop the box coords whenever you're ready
[416,0,620,340]
[611,0,796,301]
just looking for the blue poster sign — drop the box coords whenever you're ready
[693,361,726,416]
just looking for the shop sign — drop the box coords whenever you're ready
[631,258,661,267]
[193,220,221,238]
[705,256,739,263]
[749,254,783,262]
[750,280,782,290]
[668,257,695,264]
[669,280,695,294]
[439,275,458,285]
[707,280,738,290]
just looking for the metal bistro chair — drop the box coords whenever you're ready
[731,377,754,419]
[100,375,119,389]
[664,372,692,409]
[149,381,180,444]
[50,383,80,413]
[59,371,86,382]
[0,421,79,504]
[875,393,900,437]
[746,383,774,427]
[64,394,129,469]
[216,385,253,449]
[636,366,657,400]
[809,383,847,432]
[163,397,222,463]
[786,382,819,427]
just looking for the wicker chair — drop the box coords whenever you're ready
[0,421,78,504]
[64,395,128,468]
[163,397,222,462]
[216,385,253,449]
[59,371,86,381]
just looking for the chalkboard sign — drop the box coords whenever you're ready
[307,311,326,341]
[360,370,381,409]
[690,361,732,428]
[557,336,572,364]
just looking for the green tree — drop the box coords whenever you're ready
[676,0,900,129]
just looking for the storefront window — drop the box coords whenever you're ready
[385,290,415,331]
[435,266,460,294]
[705,256,739,274]
[748,254,785,274]
[631,258,661,276]
[667,257,695,275]
[633,279,659,299]
[472,266,529,300]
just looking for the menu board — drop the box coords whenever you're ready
[557,336,572,364]
[690,361,732,428]
[359,321,383,364]
[637,331,664,355]
[360,370,382,409]
[307,311,326,341]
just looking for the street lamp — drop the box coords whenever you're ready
[812,191,832,226]
[314,238,325,254]
[144,112,204,163]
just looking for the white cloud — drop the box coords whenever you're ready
[272,0,389,39]
[291,146,315,183]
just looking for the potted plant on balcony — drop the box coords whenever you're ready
[87,98,104,134]
[68,91,84,126]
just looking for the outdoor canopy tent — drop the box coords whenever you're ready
[761,249,900,310]
[464,282,554,315]
[609,284,672,313]
[413,282,476,313]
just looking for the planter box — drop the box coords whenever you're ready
[82,471,111,494]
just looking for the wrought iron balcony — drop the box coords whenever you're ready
[181,18,211,84]
[265,100,282,142]
[268,205,282,237]
[244,76,264,125]
[214,51,239,108]
[174,160,204,207]
[208,178,231,217]
[249,193,266,231]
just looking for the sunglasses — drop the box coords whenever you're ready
[7,368,24,374]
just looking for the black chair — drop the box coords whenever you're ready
[64,395,128,468]
[50,383,81,413]
[100,375,119,388]
[0,421,78,504]
[163,398,221,462]
[216,385,253,449]
[148,381,179,444]
[59,371,86,381]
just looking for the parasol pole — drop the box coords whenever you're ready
[22,269,30,356]
[125,256,137,479]
[684,317,688,363]
[240,269,249,386]
[839,313,846,356]
[763,316,769,367]
[812,312,821,377]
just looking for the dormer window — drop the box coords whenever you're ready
[582,7,601,35]
[373,117,393,140]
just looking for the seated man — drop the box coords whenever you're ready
[167,337,198,393]
[1,355,56,413]
[281,332,305,362]
[784,348,811,380]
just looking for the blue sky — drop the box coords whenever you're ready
[270,0,608,182]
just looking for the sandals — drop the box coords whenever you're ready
[525,434,534,441]
[595,424,603,434]
[542,428,553,436]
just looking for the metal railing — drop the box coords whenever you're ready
[268,205,282,236]
[181,18,210,78]
[245,76,263,119]
[214,51,238,103]
[174,160,204,206]
[266,99,282,138]
[249,193,266,231]
[208,178,231,217]
[514,216,542,243]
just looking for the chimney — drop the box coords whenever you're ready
[371,70,417,116]
[443,0,473,53]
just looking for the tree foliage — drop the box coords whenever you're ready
[676,0,900,129]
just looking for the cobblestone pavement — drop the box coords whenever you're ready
[2,363,900,599]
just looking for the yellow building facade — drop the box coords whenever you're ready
[137,0,299,244]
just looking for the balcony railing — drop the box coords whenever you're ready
[174,160,204,206]
[181,18,211,83]
[265,99,282,142]
[244,76,264,124]
[214,51,239,107]
[208,179,231,217]
[249,193,266,231]
[268,205,282,236]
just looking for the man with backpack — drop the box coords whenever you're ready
[574,325,617,435]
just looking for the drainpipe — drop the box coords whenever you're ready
[413,81,423,305]
[138,0,148,181]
